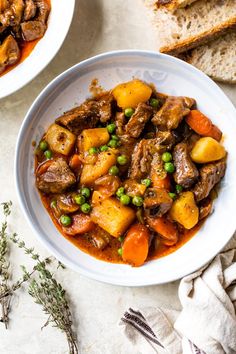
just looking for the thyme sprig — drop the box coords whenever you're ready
[0,201,12,328]
[0,202,78,354]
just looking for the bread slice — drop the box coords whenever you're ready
[144,0,236,55]
[185,32,236,84]
[147,0,198,12]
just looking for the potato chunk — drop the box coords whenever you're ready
[191,137,226,164]
[113,79,152,109]
[170,191,199,230]
[80,150,118,185]
[46,124,76,156]
[78,128,110,152]
[91,197,136,237]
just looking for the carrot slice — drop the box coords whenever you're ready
[122,224,150,267]
[63,214,95,236]
[147,216,178,245]
[69,154,82,172]
[186,110,222,142]
[151,173,171,190]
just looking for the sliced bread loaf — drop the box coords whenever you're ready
[144,0,236,55]
[185,32,236,84]
[151,0,198,12]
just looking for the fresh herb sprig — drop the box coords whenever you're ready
[11,233,78,354]
[0,202,78,353]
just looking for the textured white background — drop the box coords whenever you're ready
[0,0,235,353]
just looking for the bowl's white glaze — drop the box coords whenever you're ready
[0,0,75,99]
[15,50,236,286]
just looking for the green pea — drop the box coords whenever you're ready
[118,236,124,243]
[164,162,175,174]
[100,145,108,152]
[132,196,144,207]
[81,203,91,214]
[39,140,48,151]
[111,135,119,141]
[107,123,116,134]
[169,192,176,200]
[44,150,52,159]
[120,194,131,205]
[74,195,86,205]
[176,184,183,193]
[81,187,91,198]
[162,152,172,163]
[89,147,98,155]
[141,178,151,187]
[109,165,119,176]
[50,200,57,209]
[124,108,134,118]
[116,187,125,198]
[60,215,72,227]
[117,248,123,256]
[108,139,118,148]
[117,155,128,165]
[150,98,160,109]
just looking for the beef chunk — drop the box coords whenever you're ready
[88,226,111,250]
[96,93,114,123]
[21,0,50,41]
[0,35,20,74]
[115,111,126,136]
[129,139,153,179]
[36,158,76,194]
[193,159,226,202]
[55,101,100,135]
[144,188,173,218]
[129,134,174,180]
[152,96,195,130]
[173,142,199,188]
[0,0,24,27]
[199,198,213,220]
[21,20,46,41]
[125,103,153,138]
[23,0,37,21]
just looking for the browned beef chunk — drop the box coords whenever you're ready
[129,134,173,180]
[129,139,153,179]
[173,142,199,188]
[96,93,114,123]
[199,198,213,220]
[193,159,226,202]
[0,0,24,27]
[0,35,20,74]
[144,188,173,218]
[35,0,50,23]
[55,101,100,135]
[115,111,127,137]
[23,0,37,21]
[125,103,153,138]
[21,0,50,41]
[152,96,195,130]
[36,158,76,194]
[88,226,111,250]
[21,20,46,41]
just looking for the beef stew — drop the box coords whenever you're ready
[34,79,227,267]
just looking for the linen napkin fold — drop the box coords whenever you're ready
[120,234,236,354]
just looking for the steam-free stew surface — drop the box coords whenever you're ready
[35,79,227,267]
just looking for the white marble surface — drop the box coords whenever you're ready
[0,1,235,353]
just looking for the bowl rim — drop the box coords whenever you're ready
[0,0,75,99]
[14,49,236,286]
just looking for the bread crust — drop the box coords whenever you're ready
[155,0,197,11]
[160,17,236,55]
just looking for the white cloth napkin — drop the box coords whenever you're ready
[120,234,236,354]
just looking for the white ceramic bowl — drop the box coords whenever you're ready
[15,50,236,286]
[0,0,75,99]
